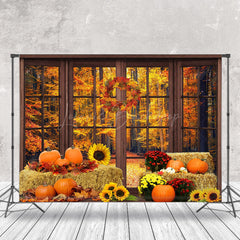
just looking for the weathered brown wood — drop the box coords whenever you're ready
[59,61,65,155]
[116,59,127,186]
[168,60,174,152]
[20,54,223,59]
[68,61,73,147]
[65,60,69,150]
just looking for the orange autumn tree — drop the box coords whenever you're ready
[25,66,60,161]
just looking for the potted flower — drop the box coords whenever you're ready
[144,151,171,172]
[138,173,167,201]
[167,178,195,201]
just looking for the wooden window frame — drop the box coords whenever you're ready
[20,55,222,190]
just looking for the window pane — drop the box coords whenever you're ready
[183,129,199,152]
[183,67,198,96]
[126,128,146,188]
[25,129,42,163]
[25,66,42,96]
[148,128,169,152]
[127,128,146,156]
[127,98,146,127]
[149,98,168,126]
[43,67,59,96]
[73,98,94,127]
[44,97,59,127]
[96,128,116,155]
[183,98,198,127]
[126,67,146,96]
[44,128,59,150]
[199,66,217,96]
[127,158,146,188]
[96,67,116,96]
[25,98,42,128]
[96,99,115,127]
[183,66,217,97]
[73,67,94,96]
[73,128,93,154]
[149,67,169,96]
[200,98,217,128]
[199,129,217,159]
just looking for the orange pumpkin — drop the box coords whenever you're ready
[187,158,208,174]
[65,146,83,164]
[54,178,77,196]
[166,159,184,171]
[39,148,60,166]
[55,156,70,167]
[35,185,56,200]
[152,185,175,202]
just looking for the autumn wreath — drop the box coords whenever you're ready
[99,77,141,113]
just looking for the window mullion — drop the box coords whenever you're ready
[41,66,44,150]
[93,67,97,143]
[146,67,150,151]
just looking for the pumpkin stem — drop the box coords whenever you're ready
[46,147,51,152]
[71,145,75,149]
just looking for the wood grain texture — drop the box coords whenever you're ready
[0,203,50,240]
[75,203,108,240]
[166,202,212,240]
[23,203,69,240]
[145,202,184,240]
[104,203,129,240]
[187,203,239,240]
[127,202,155,240]
[48,202,88,240]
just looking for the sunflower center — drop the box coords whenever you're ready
[104,193,110,199]
[209,193,217,200]
[116,190,124,197]
[94,151,105,161]
[194,193,199,199]
[108,187,114,190]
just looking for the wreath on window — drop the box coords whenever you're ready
[99,77,141,113]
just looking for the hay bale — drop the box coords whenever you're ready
[167,152,215,173]
[161,172,217,190]
[19,165,123,194]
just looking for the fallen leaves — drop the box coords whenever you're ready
[20,185,101,202]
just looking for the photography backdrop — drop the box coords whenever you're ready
[0,0,240,186]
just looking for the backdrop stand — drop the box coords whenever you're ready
[197,54,240,218]
[0,54,44,217]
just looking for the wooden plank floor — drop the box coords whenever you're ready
[0,182,240,240]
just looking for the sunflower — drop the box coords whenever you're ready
[205,188,221,202]
[88,143,111,165]
[99,190,112,202]
[190,190,203,202]
[114,186,129,201]
[201,189,208,200]
[103,182,118,192]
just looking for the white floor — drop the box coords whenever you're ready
[0,182,240,240]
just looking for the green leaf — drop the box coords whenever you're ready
[125,195,138,201]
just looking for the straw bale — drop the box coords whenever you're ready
[167,152,215,173]
[20,165,123,194]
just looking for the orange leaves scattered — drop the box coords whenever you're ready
[27,160,98,175]
[20,185,101,202]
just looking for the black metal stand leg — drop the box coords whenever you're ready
[196,202,209,213]
[228,187,237,217]
[32,202,45,213]
[0,188,11,199]
[230,187,240,198]
[4,187,13,217]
